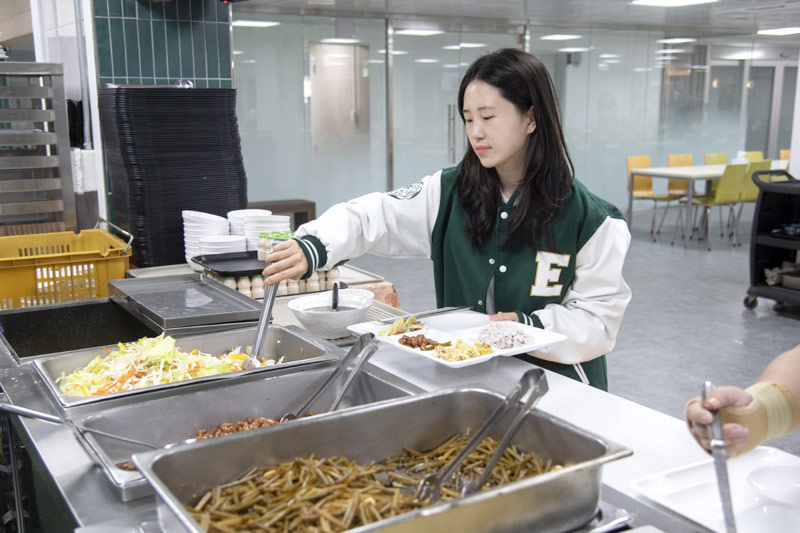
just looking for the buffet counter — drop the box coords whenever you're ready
[0,336,718,532]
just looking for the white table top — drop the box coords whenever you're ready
[630,160,788,180]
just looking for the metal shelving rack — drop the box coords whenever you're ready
[0,62,76,236]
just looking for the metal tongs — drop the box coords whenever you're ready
[0,402,156,449]
[702,381,737,533]
[279,333,379,422]
[250,239,285,364]
[416,368,548,503]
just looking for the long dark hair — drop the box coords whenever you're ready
[456,48,574,251]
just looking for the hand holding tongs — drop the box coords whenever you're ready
[279,333,379,422]
[250,239,286,364]
[416,368,548,503]
[702,381,737,533]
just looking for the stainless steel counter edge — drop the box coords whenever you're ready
[0,340,739,532]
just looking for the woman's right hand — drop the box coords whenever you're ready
[685,386,753,456]
[262,239,308,285]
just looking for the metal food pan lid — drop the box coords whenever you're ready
[108,274,261,329]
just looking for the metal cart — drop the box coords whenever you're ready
[744,169,800,309]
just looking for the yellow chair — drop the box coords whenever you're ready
[744,151,764,162]
[779,149,790,161]
[687,163,748,250]
[627,155,683,239]
[740,160,772,203]
[705,153,727,165]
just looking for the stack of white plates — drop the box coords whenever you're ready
[244,214,291,250]
[183,210,229,263]
[199,235,247,255]
[227,209,272,235]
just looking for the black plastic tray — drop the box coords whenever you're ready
[191,251,265,277]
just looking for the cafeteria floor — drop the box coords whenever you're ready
[349,203,800,456]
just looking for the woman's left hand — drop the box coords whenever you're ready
[490,312,519,322]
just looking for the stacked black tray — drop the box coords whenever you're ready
[99,88,247,267]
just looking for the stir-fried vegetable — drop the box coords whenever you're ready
[378,316,424,337]
[56,334,284,397]
[188,432,561,532]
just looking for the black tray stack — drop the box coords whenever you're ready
[99,88,247,267]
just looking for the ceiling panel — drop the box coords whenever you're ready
[234,0,800,37]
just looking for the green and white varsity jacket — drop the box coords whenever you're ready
[294,165,632,390]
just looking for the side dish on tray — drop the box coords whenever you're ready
[188,431,561,532]
[378,316,424,336]
[56,334,284,397]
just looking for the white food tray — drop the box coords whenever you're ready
[631,446,800,533]
[348,312,566,368]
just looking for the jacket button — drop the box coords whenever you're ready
[499,265,507,273]
[478,300,483,305]
[500,211,508,219]
[489,258,495,265]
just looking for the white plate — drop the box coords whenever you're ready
[631,446,800,533]
[348,320,566,368]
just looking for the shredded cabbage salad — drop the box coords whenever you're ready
[378,316,424,336]
[56,334,284,397]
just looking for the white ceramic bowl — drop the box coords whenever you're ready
[287,289,374,339]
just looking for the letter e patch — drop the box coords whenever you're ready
[531,251,570,297]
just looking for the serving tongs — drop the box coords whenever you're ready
[279,333,379,422]
[416,368,548,503]
[375,305,473,325]
[702,381,737,533]
[0,402,156,449]
[249,239,285,367]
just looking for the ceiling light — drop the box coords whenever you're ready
[557,47,590,53]
[459,43,486,48]
[242,59,257,64]
[632,0,718,6]
[603,59,621,64]
[395,29,444,36]
[599,54,619,59]
[654,49,686,54]
[321,38,360,44]
[657,37,697,43]
[443,45,461,50]
[758,27,800,36]
[633,67,653,72]
[415,58,439,63]
[367,59,384,64]
[232,50,244,55]
[378,49,408,55]
[690,64,709,69]
[232,20,280,28]
[723,51,762,60]
[540,34,582,41]
[443,64,460,68]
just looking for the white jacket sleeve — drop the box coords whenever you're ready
[295,172,442,269]
[528,217,632,365]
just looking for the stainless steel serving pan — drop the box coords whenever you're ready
[75,363,420,501]
[32,325,333,411]
[134,388,632,533]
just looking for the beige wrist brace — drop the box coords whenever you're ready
[720,381,800,456]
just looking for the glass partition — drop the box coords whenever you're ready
[232,14,386,211]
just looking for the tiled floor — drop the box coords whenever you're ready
[350,203,800,455]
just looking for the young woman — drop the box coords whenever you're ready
[264,48,631,390]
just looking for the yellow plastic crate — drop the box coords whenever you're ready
[0,228,132,310]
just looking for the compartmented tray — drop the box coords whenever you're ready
[631,446,800,533]
[75,363,420,501]
[32,325,333,411]
[108,274,261,330]
[134,388,631,533]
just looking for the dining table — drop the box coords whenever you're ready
[626,160,789,247]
